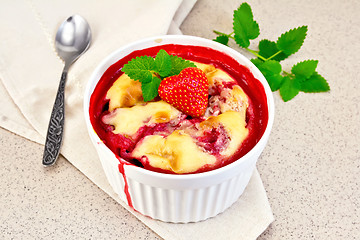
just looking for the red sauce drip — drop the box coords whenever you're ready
[89,44,268,174]
[117,157,133,208]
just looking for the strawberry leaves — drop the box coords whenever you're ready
[121,49,196,101]
[213,2,330,101]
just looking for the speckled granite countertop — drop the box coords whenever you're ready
[1,0,359,239]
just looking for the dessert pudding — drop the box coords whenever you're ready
[89,44,268,174]
[85,36,274,222]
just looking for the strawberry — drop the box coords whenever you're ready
[158,67,209,117]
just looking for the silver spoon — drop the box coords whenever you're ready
[43,15,91,166]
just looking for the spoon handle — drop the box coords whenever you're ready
[42,71,67,166]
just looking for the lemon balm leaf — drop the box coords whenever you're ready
[267,74,284,91]
[280,76,300,101]
[252,59,284,91]
[212,3,330,102]
[233,3,260,48]
[167,55,196,77]
[258,39,288,61]
[251,58,263,67]
[141,76,161,102]
[214,35,229,45]
[292,60,318,80]
[155,49,172,77]
[300,72,330,92]
[277,26,307,56]
[121,56,156,82]
[122,50,197,102]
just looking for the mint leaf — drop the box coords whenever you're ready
[300,72,330,92]
[276,26,307,56]
[233,3,260,48]
[251,58,263,67]
[121,49,197,102]
[155,49,172,77]
[214,35,229,45]
[212,3,329,102]
[141,76,161,102]
[258,39,288,61]
[167,55,196,77]
[121,56,156,82]
[280,76,300,101]
[252,59,283,91]
[291,60,318,80]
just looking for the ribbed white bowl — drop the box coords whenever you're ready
[84,35,274,223]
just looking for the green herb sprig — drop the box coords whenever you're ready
[121,49,196,101]
[213,2,330,101]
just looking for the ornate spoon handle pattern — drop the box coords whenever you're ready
[43,14,91,166]
[42,71,67,166]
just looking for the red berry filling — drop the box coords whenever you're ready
[196,125,229,155]
[100,78,241,168]
[89,44,269,174]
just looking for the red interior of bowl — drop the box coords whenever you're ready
[89,44,268,174]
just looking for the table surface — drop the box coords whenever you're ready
[1,0,359,239]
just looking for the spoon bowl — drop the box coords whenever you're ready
[55,15,91,66]
[43,15,91,166]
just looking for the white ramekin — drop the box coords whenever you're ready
[84,35,274,223]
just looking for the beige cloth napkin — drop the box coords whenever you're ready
[0,0,274,239]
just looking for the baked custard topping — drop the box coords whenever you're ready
[106,73,143,111]
[132,131,217,174]
[199,111,248,157]
[101,60,250,174]
[102,101,181,136]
